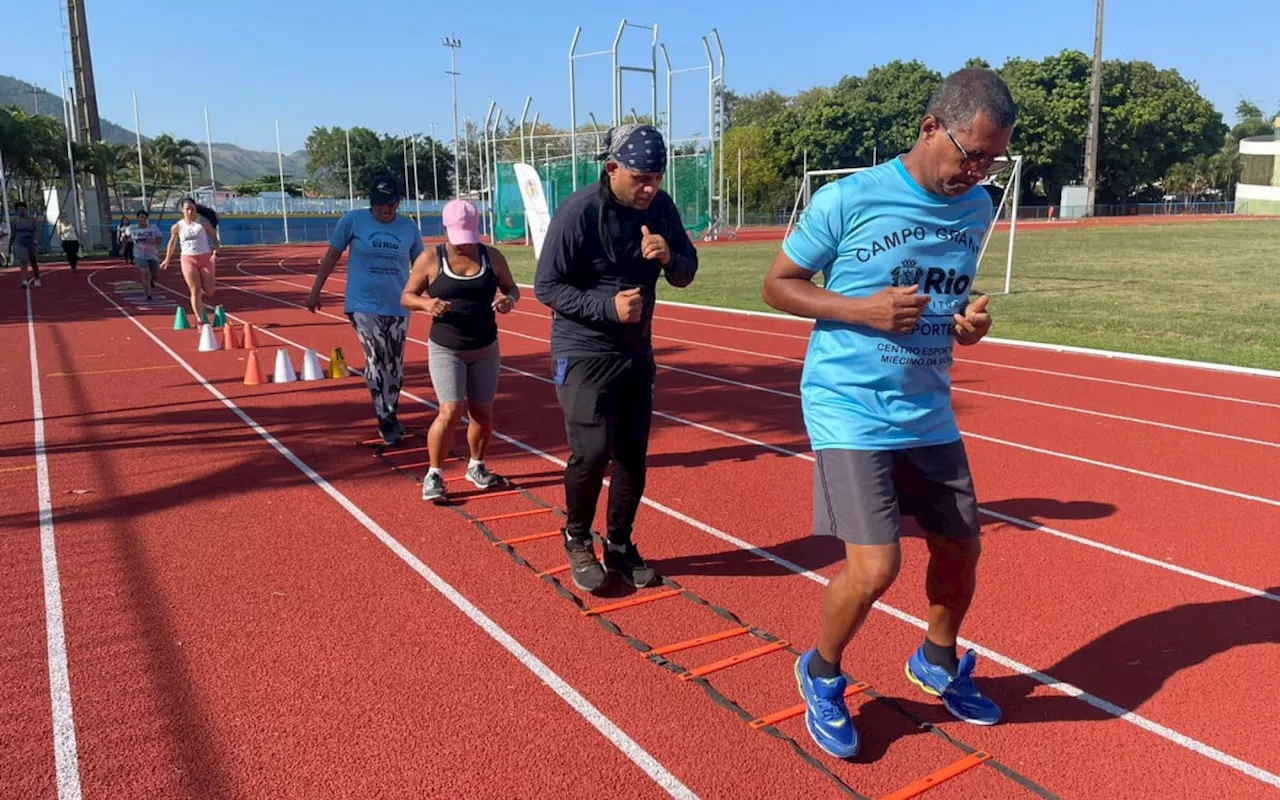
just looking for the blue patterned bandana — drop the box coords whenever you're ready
[597,123,667,173]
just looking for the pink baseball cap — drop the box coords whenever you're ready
[442,198,480,244]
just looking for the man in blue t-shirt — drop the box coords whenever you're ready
[306,175,425,445]
[762,68,1016,759]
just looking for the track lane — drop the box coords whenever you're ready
[208,257,1280,796]
[19,265,697,800]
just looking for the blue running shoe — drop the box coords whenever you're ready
[905,646,1002,726]
[794,649,859,759]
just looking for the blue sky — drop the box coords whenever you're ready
[4,0,1276,155]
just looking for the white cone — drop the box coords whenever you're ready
[272,348,297,383]
[197,323,219,352]
[301,348,324,381]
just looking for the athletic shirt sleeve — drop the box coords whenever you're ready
[408,232,425,263]
[328,211,355,252]
[782,182,846,273]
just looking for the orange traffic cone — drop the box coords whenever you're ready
[242,321,259,349]
[243,350,266,385]
[223,323,241,350]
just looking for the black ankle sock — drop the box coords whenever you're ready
[922,638,959,673]
[807,652,840,680]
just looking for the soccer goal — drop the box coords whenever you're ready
[784,155,1024,295]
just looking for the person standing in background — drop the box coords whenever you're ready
[56,213,80,272]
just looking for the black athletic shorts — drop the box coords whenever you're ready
[812,439,979,546]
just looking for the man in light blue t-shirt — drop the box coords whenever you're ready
[306,175,425,445]
[762,68,1016,760]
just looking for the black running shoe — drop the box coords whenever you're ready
[563,531,607,592]
[603,539,657,588]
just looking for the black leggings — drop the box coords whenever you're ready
[553,353,655,544]
[62,241,80,269]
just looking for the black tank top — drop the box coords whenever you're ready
[427,244,499,350]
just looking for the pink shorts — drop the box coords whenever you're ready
[181,252,215,280]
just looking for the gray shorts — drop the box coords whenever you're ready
[427,339,500,405]
[12,244,36,266]
[136,256,160,276]
[813,440,979,546]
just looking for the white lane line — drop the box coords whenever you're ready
[26,288,84,800]
[92,269,698,800]
[218,260,1280,790]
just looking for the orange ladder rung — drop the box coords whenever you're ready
[643,627,751,658]
[748,681,870,729]
[679,640,789,681]
[879,752,992,800]
[472,507,554,524]
[393,456,462,470]
[454,488,523,501]
[582,589,682,617]
[372,445,428,458]
[536,563,570,578]
[494,530,561,546]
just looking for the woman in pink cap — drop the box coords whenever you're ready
[402,198,520,503]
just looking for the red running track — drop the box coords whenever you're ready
[4,245,1279,800]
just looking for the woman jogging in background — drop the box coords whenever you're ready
[128,210,164,299]
[305,174,424,446]
[401,198,519,503]
[56,213,80,272]
[160,197,221,323]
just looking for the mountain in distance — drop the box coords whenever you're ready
[1,74,308,187]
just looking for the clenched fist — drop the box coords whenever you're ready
[614,287,644,324]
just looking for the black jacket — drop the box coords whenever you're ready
[533,176,698,358]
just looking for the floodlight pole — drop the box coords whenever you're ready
[481,103,495,236]
[1083,0,1104,217]
[443,35,463,197]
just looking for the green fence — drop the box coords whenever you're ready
[492,152,712,242]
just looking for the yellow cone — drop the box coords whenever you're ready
[327,347,349,379]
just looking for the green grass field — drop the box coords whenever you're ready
[501,220,1280,372]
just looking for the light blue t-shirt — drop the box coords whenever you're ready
[328,209,425,317]
[782,157,994,451]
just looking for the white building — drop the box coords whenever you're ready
[1235,120,1280,215]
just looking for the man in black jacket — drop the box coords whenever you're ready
[534,124,699,593]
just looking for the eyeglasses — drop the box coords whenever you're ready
[938,120,1013,178]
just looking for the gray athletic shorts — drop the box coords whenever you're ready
[813,440,979,546]
[427,339,500,405]
[136,256,160,277]
[12,244,35,266]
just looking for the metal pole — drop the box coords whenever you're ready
[132,90,147,211]
[443,35,463,196]
[480,103,496,240]
[411,132,422,232]
[203,107,217,210]
[611,19,626,127]
[489,108,502,242]
[737,148,742,229]
[661,44,673,194]
[651,26,659,123]
[462,116,472,195]
[518,96,532,166]
[1005,157,1021,294]
[569,26,581,191]
[1083,0,1104,216]
[702,37,714,233]
[712,29,726,231]
[59,73,84,244]
[276,119,289,244]
[345,128,354,207]
[430,122,440,200]
[402,133,411,219]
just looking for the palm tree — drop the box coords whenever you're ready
[143,134,206,214]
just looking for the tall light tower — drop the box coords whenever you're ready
[1083,0,1105,216]
[442,35,463,197]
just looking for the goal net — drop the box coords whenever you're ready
[784,155,1023,295]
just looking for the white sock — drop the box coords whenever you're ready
[427,467,443,479]
[469,458,484,470]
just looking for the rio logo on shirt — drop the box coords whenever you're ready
[889,258,971,296]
